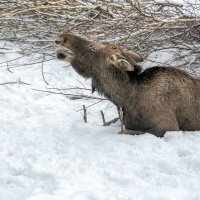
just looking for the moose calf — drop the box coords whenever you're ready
[55,32,200,137]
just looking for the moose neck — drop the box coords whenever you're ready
[94,67,138,107]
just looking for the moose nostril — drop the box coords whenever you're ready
[55,40,61,45]
[57,52,66,60]
[55,38,64,45]
[55,40,60,45]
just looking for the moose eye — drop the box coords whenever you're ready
[90,45,96,51]
[111,46,118,50]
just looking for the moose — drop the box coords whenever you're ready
[55,32,200,137]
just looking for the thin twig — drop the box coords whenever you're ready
[0,79,31,86]
[103,117,119,126]
[83,105,87,123]
[101,110,106,124]
[41,54,49,85]
[32,88,107,100]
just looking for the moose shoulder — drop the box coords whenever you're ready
[55,32,200,137]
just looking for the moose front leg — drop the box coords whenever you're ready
[117,107,124,134]
[116,107,144,135]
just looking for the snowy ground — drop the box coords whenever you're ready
[1,42,200,200]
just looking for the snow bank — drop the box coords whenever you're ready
[0,42,200,200]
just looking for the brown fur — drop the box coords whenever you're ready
[55,32,200,137]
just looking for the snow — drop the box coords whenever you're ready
[1,42,200,200]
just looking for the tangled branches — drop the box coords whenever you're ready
[0,0,200,72]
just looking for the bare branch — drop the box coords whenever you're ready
[0,79,31,86]
[83,105,87,123]
[101,110,106,124]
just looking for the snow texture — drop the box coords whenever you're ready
[0,42,200,200]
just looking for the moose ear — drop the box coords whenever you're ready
[110,55,134,71]
[125,51,144,63]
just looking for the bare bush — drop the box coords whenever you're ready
[0,0,200,91]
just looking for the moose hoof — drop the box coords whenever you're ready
[119,129,144,135]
